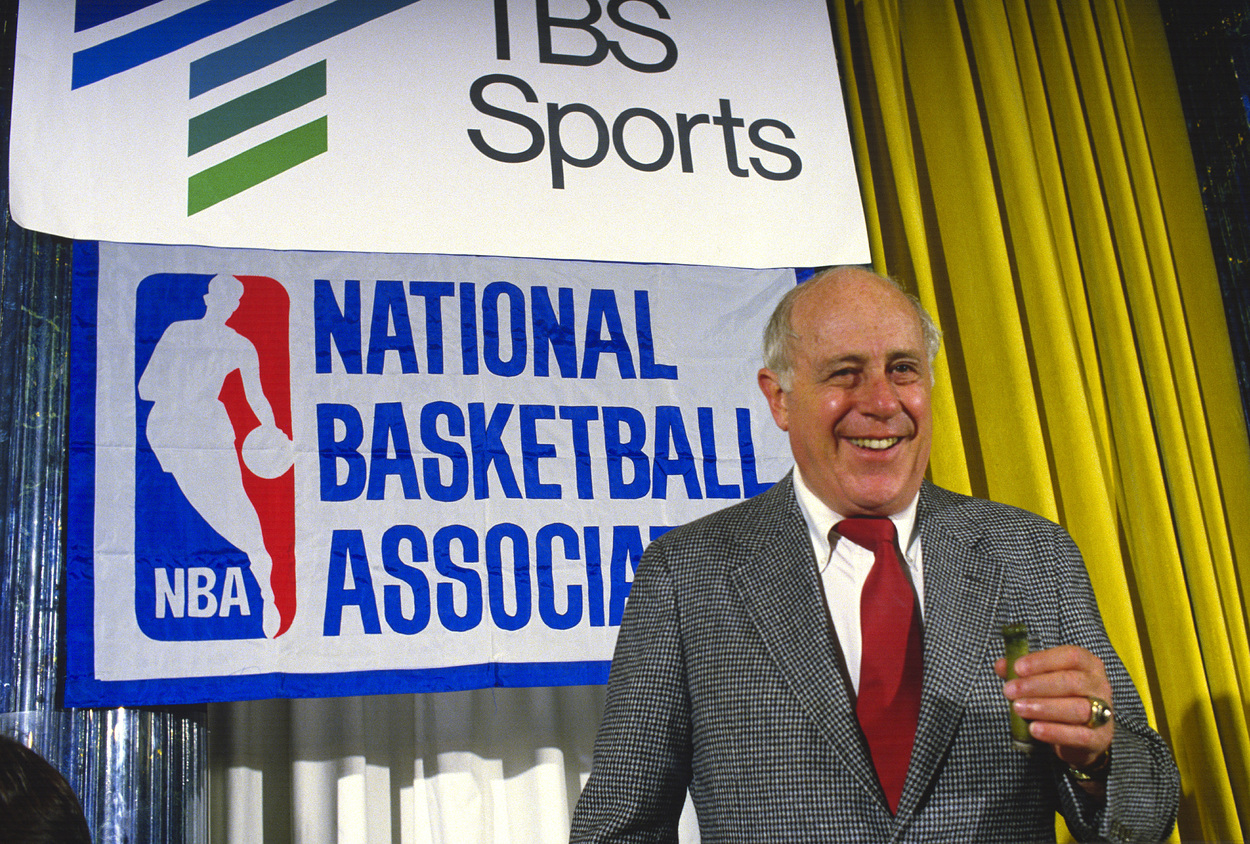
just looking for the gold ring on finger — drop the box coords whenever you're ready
[1086,696,1112,728]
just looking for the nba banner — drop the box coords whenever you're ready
[11,0,868,269]
[67,241,794,705]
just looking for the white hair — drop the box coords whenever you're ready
[762,266,941,390]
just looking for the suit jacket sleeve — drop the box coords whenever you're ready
[1038,524,1179,842]
[569,537,691,843]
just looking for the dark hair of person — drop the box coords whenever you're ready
[0,733,92,843]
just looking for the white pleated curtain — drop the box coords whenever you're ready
[210,689,702,842]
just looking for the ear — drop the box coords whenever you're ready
[757,368,790,431]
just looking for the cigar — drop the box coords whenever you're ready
[1002,623,1035,753]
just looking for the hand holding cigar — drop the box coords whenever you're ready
[995,637,1115,780]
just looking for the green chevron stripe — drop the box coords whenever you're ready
[188,116,328,215]
[188,61,326,155]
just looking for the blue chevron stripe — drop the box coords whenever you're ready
[74,0,163,33]
[189,0,420,97]
[71,0,297,89]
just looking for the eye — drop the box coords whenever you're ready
[890,361,922,380]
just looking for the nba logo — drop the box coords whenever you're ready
[134,273,296,639]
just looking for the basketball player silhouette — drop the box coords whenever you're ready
[138,275,291,638]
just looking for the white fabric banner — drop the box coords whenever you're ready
[12,0,868,269]
[68,241,793,705]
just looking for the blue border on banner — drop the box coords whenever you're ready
[63,241,618,707]
[67,241,100,708]
[66,659,613,707]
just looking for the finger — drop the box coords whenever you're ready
[1003,669,1100,701]
[1012,644,1101,678]
[1013,695,1102,726]
[1027,719,1114,765]
[993,657,1007,680]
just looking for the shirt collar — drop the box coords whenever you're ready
[791,466,921,558]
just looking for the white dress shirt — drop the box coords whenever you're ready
[791,467,925,693]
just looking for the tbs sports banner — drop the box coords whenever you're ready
[11,0,868,269]
[68,241,794,705]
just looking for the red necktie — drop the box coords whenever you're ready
[836,516,923,814]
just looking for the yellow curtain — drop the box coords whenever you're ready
[829,0,1250,840]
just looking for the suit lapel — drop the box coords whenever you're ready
[896,482,1005,821]
[728,477,882,800]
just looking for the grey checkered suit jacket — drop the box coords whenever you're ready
[570,476,1179,843]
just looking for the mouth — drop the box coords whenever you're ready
[847,436,901,450]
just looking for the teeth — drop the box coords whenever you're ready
[849,437,899,450]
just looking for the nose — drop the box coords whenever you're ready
[855,372,902,418]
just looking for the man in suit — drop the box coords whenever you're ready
[570,267,1179,842]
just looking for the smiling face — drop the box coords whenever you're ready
[758,269,933,516]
